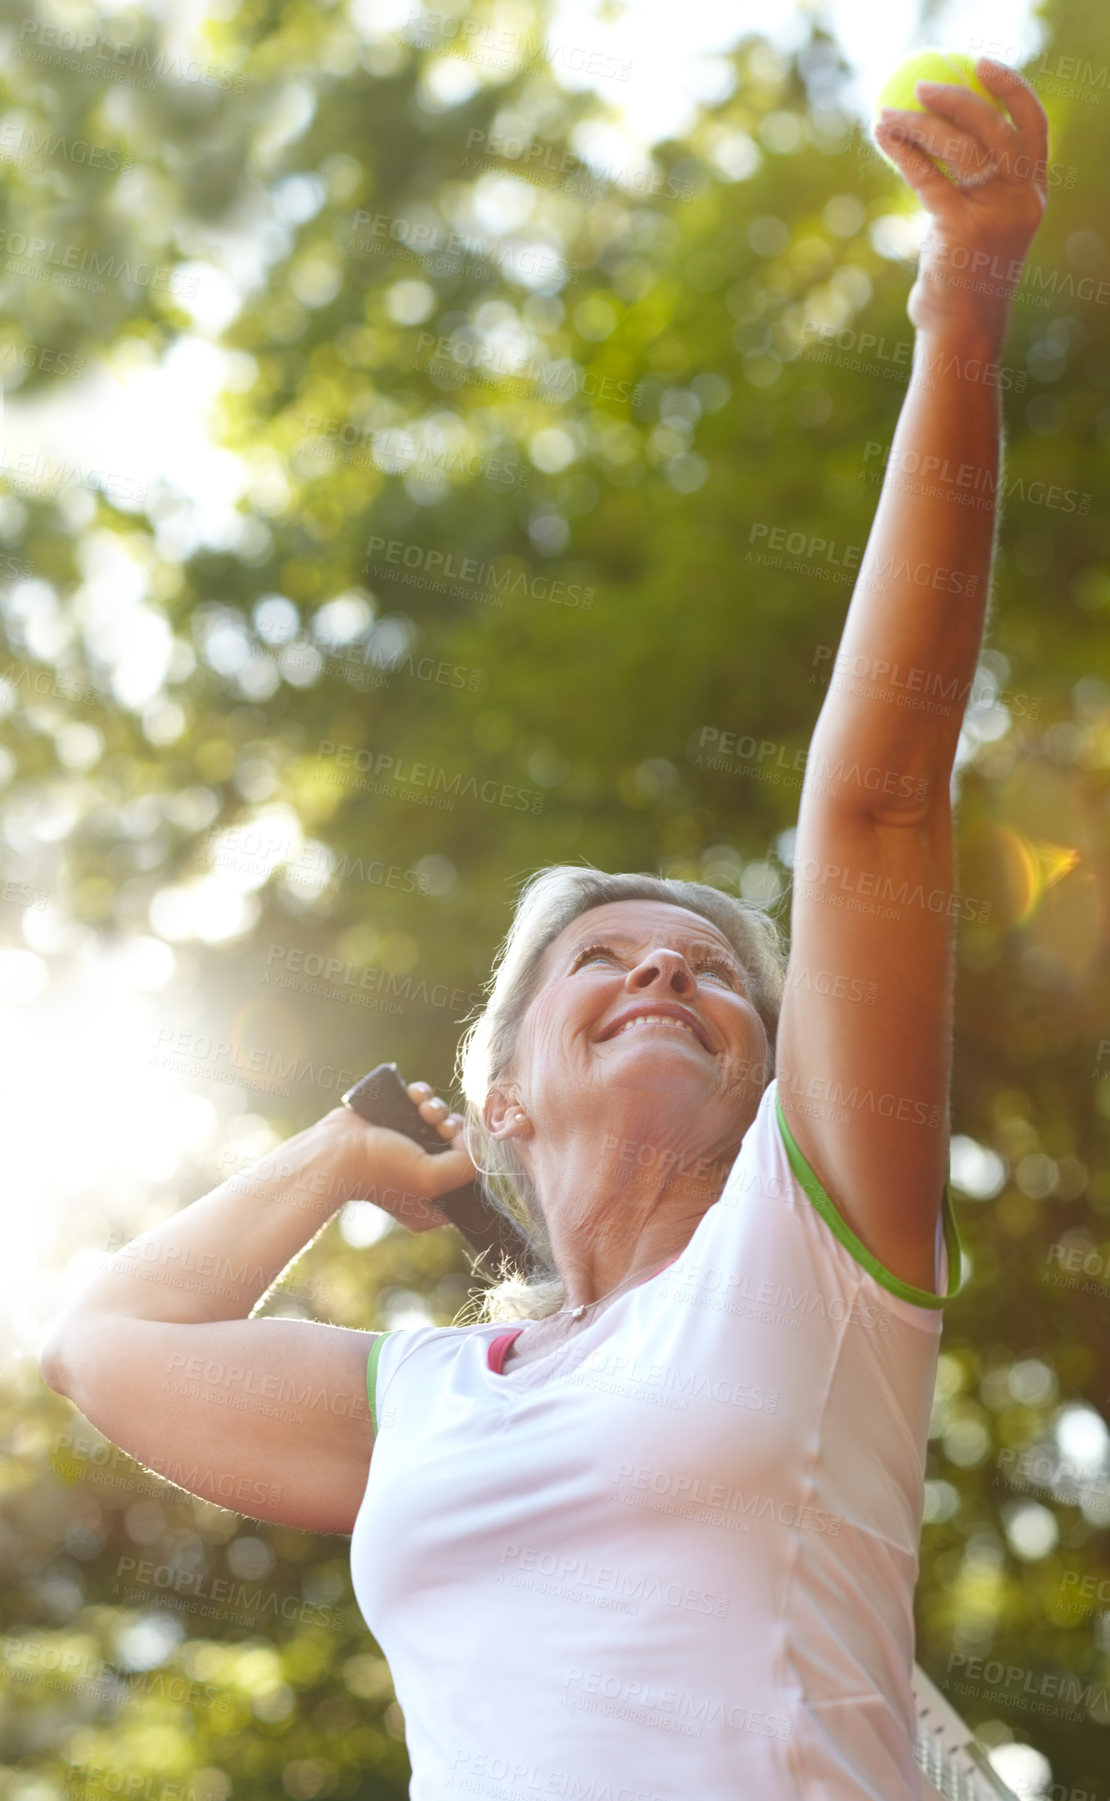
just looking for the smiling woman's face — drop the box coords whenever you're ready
[486,899,770,1159]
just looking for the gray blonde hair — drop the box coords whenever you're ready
[451,864,787,1325]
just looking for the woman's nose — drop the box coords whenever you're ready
[627,950,696,991]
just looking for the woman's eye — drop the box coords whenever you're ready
[573,945,738,985]
[699,961,740,985]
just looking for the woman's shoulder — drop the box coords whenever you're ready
[376,1316,521,1362]
[379,1317,510,1342]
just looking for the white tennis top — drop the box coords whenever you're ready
[350,1075,964,1800]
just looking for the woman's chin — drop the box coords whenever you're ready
[601,1062,716,1095]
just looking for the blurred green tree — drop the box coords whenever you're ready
[2,0,1110,1794]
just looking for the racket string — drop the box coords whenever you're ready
[914,1720,1020,1800]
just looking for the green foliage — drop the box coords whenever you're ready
[3,0,1110,1794]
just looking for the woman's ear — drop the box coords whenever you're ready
[484,1085,529,1141]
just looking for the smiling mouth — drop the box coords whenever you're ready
[608,1015,703,1043]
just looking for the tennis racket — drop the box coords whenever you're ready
[912,1663,1023,1798]
[342,1063,1026,1801]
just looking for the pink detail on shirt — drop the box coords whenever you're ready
[485,1255,682,1372]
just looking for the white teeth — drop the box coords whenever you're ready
[613,1015,697,1038]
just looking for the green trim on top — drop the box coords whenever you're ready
[366,1331,395,1436]
[773,1088,965,1309]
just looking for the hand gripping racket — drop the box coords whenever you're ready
[341,1062,533,1272]
[342,1066,1025,1798]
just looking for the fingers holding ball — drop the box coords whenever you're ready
[872,48,1012,183]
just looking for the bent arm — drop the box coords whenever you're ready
[40,1084,468,1532]
[49,1313,380,1535]
[43,1109,359,1340]
[38,1110,376,1532]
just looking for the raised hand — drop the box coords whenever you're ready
[872,57,1049,342]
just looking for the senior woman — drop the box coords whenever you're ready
[41,54,1049,1801]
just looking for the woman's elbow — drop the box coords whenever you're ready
[39,1316,84,1397]
[40,1334,71,1396]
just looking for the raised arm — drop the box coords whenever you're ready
[40,1083,474,1534]
[775,60,1049,1294]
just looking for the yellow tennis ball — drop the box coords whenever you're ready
[873,49,1010,181]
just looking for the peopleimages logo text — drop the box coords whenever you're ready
[0,227,197,294]
[364,534,594,608]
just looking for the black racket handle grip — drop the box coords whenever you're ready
[341,1063,533,1271]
